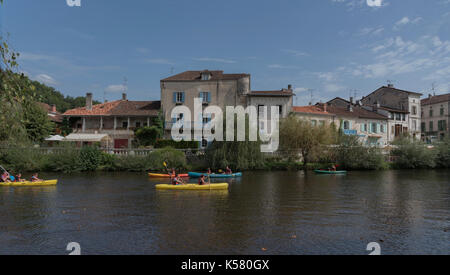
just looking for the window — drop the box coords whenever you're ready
[364,124,368,132]
[278,105,283,116]
[421,122,426,132]
[173,92,185,104]
[343,121,350,130]
[201,73,211,81]
[380,124,385,133]
[438,120,447,131]
[429,121,434,132]
[258,105,265,118]
[412,106,417,115]
[199,92,211,103]
[122,121,128,129]
[429,109,433,117]
[311,120,317,127]
[372,123,378,133]
[412,120,417,131]
[396,113,401,120]
[401,114,406,121]
[440,107,445,116]
[144,122,148,127]
[136,122,141,128]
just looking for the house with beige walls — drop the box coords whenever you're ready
[421,93,450,142]
[160,70,294,145]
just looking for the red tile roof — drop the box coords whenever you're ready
[248,90,294,97]
[161,70,249,81]
[421,93,450,106]
[37,102,63,123]
[292,105,334,116]
[294,104,387,120]
[63,100,161,116]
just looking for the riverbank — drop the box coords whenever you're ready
[1,139,449,174]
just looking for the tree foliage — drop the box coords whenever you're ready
[391,137,438,169]
[279,115,337,169]
[334,135,387,170]
[135,126,161,147]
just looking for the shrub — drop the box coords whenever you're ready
[391,137,437,169]
[147,147,187,171]
[77,146,102,171]
[335,135,387,170]
[154,139,199,149]
[436,138,450,168]
[135,126,160,147]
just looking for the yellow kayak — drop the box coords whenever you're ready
[0,180,58,187]
[156,183,229,190]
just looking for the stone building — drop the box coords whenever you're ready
[63,93,160,148]
[421,93,450,142]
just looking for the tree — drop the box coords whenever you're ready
[391,137,438,169]
[279,115,336,169]
[135,126,160,147]
[23,101,55,143]
[335,135,387,170]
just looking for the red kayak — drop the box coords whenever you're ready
[148,173,189,178]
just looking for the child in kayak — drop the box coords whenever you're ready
[198,175,210,186]
[30,173,42,182]
[15,173,25,182]
[225,166,232,174]
[172,174,185,185]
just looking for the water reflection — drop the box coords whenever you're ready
[0,170,449,255]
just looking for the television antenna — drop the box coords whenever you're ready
[307,88,315,106]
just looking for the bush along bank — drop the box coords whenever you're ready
[0,146,188,173]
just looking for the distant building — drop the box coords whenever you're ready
[37,102,63,134]
[360,85,422,140]
[63,93,160,148]
[160,70,294,146]
[421,93,450,142]
[294,102,389,146]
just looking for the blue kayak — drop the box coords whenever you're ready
[188,172,243,178]
[314,170,347,175]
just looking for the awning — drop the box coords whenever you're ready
[63,133,111,142]
[45,135,65,141]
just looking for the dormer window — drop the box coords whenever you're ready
[201,72,211,81]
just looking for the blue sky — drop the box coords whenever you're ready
[1,0,449,105]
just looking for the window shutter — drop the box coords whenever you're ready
[369,123,372,133]
[199,92,203,101]
[377,123,380,133]
[361,124,364,132]
[349,121,353,130]
[207,92,211,103]
[173,92,177,103]
[181,92,185,103]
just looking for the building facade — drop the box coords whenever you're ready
[421,93,450,142]
[63,93,160,148]
[360,85,422,139]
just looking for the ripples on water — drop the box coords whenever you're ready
[0,170,449,255]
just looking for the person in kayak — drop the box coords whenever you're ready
[225,166,232,174]
[170,168,176,178]
[15,173,25,182]
[207,168,212,175]
[329,164,337,172]
[30,173,42,182]
[1,172,11,183]
[172,174,185,185]
[198,175,210,186]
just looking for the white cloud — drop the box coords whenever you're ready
[268,64,299,69]
[193,57,236,64]
[282,49,309,57]
[35,74,57,85]
[105,84,127,93]
[394,16,423,31]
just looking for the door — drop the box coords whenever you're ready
[114,139,129,149]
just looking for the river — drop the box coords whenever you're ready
[0,170,449,255]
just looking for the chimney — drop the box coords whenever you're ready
[428,94,432,99]
[350,97,354,104]
[288,84,292,91]
[388,84,394,88]
[323,103,327,113]
[86,93,93,111]
[51,104,57,113]
[122,93,127,101]
[347,105,353,112]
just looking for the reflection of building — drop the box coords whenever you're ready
[421,93,450,142]
[37,102,63,134]
[63,93,160,148]
[360,85,422,140]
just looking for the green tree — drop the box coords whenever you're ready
[135,126,160,146]
[279,115,336,170]
[391,137,437,169]
[335,135,387,170]
[436,138,450,168]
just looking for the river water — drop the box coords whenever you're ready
[0,170,449,255]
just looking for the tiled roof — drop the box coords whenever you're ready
[326,105,388,120]
[161,70,249,81]
[292,105,333,115]
[368,86,423,97]
[421,93,450,106]
[248,90,294,97]
[63,100,161,116]
[293,104,387,120]
[37,102,63,123]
